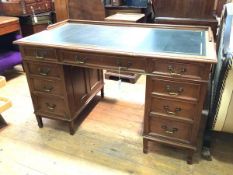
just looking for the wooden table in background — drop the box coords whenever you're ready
[105,13,145,23]
[0,16,20,36]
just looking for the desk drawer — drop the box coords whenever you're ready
[60,50,146,73]
[34,95,68,119]
[151,60,208,80]
[27,62,61,78]
[31,78,64,96]
[149,116,192,143]
[23,47,57,61]
[150,97,196,120]
[151,77,201,101]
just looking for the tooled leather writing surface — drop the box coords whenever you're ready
[19,23,206,56]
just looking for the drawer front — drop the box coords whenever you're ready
[151,60,207,80]
[151,77,201,101]
[23,47,57,61]
[31,78,64,96]
[60,50,146,73]
[35,95,68,118]
[149,117,192,142]
[27,62,61,78]
[150,97,196,120]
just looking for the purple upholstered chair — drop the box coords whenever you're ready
[0,32,23,74]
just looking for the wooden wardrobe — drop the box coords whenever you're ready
[54,0,105,22]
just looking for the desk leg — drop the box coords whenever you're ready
[101,87,104,98]
[0,114,7,129]
[187,150,194,164]
[69,121,75,135]
[36,115,43,128]
[143,138,149,154]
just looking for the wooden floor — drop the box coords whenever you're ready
[0,67,233,175]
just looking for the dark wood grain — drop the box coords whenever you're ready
[54,0,69,22]
[54,0,105,22]
[216,0,229,16]
[152,0,219,38]
[152,0,215,19]
[68,0,105,20]
[20,23,49,37]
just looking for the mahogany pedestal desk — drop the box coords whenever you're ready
[14,20,217,164]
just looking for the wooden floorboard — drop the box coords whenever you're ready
[0,67,233,175]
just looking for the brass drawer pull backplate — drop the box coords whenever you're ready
[161,125,178,134]
[165,85,184,96]
[164,106,181,115]
[168,65,186,76]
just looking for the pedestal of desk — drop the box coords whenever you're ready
[143,60,210,164]
[23,58,104,135]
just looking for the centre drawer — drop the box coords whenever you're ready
[150,97,196,120]
[59,50,147,73]
[34,95,68,119]
[149,116,192,143]
[27,62,61,78]
[31,78,64,96]
[151,77,201,101]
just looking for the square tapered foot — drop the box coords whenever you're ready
[0,114,7,129]
[36,115,43,128]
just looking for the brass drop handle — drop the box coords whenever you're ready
[43,86,54,92]
[161,125,178,134]
[168,65,186,76]
[75,56,86,64]
[38,67,50,76]
[164,106,181,115]
[46,103,56,111]
[165,85,184,96]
